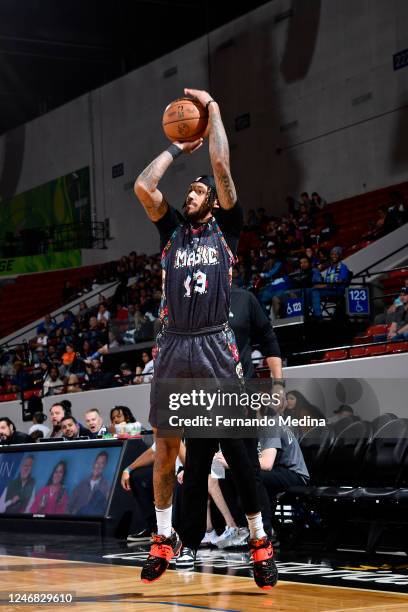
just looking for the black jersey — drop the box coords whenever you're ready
[154,203,243,331]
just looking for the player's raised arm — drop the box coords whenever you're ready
[134,139,203,222]
[185,88,237,210]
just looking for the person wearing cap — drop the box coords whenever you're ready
[328,404,354,423]
[134,88,276,588]
[388,286,408,341]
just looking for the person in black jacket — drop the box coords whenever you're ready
[0,417,31,445]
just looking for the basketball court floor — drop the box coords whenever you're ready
[1,533,407,611]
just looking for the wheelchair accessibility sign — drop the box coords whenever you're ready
[346,287,370,316]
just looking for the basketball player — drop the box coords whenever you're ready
[134,88,277,589]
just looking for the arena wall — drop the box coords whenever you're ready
[1,1,408,258]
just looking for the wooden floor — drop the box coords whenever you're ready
[1,555,408,611]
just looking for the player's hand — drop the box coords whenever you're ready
[177,470,184,485]
[121,470,131,491]
[184,88,214,108]
[173,139,203,154]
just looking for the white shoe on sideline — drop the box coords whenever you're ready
[215,526,239,549]
[200,529,218,547]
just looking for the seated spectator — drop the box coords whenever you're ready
[259,426,309,535]
[61,344,76,374]
[299,192,312,211]
[116,362,134,386]
[36,314,57,336]
[59,310,75,331]
[318,212,337,242]
[60,415,92,440]
[11,361,33,394]
[84,408,107,437]
[49,402,69,438]
[377,280,408,324]
[66,374,82,393]
[28,411,51,439]
[388,287,408,341]
[290,255,322,317]
[0,417,31,445]
[328,404,354,423]
[29,461,69,514]
[69,451,110,515]
[134,350,154,384]
[86,359,113,390]
[43,366,64,396]
[284,390,326,435]
[97,303,111,326]
[35,331,48,348]
[312,246,352,317]
[311,191,327,210]
[110,405,137,430]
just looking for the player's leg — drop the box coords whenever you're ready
[220,438,278,590]
[141,434,182,583]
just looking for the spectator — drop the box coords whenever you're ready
[0,417,31,444]
[318,212,337,242]
[36,314,57,336]
[43,366,64,396]
[61,344,76,375]
[259,426,309,536]
[49,402,67,438]
[329,404,354,423]
[291,255,322,317]
[62,281,75,304]
[69,452,110,515]
[29,461,69,514]
[311,191,327,210]
[110,405,136,427]
[66,374,82,393]
[312,246,352,317]
[97,303,111,326]
[84,408,107,437]
[116,362,134,386]
[388,287,408,341]
[299,192,312,210]
[86,359,113,390]
[28,411,50,439]
[284,390,326,434]
[134,351,154,384]
[11,361,33,394]
[59,310,75,331]
[60,415,92,440]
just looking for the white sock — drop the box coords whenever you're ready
[155,506,172,538]
[246,512,266,540]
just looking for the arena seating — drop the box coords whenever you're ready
[313,180,408,256]
[280,413,408,552]
[0,264,102,338]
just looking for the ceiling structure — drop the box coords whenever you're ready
[0,0,270,135]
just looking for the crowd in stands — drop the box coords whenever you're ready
[1,187,408,401]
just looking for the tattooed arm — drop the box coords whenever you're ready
[134,139,203,222]
[185,88,237,210]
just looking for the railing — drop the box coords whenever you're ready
[0,221,108,258]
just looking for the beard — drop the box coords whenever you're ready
[183,198,213,223]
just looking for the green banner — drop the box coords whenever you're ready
[0,167,91,239]
[0,250,82,277]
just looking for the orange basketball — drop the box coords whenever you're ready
[162,97,208,142]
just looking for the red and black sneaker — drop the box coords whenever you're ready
[141,532,181,584]
[248,536,278,590]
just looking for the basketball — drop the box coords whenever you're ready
[162,97,208,142]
